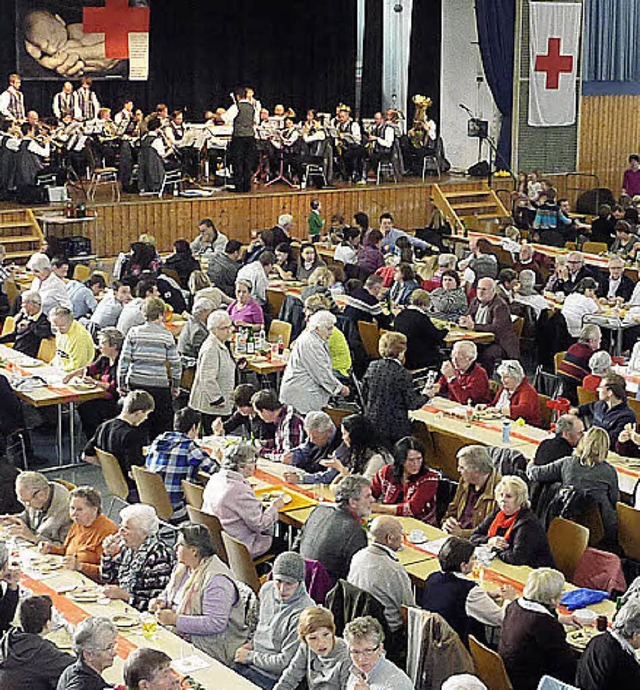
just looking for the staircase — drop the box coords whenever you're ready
[432,183,511,234]
[0,208,44,262]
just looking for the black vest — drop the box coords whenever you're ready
[233,101,255,138]
[419,571,476,644]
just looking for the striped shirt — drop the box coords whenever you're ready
[118,321,181,390]
[259,405,305,462]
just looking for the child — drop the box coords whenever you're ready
[308,200,325,242]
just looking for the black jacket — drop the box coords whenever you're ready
[0,588,18,636]
[0,627,74,690]
[470,507,555,568]
[0,311,52,359]
[597,273,635,302]
[576,630,640,690]
[56,659,112,690]
[393,306,447,370]
[557,266,597,295]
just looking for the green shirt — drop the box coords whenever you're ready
[308,210,324,237]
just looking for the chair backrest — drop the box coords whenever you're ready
[553,351,567,374]
[51,478,77,492]
[37,337,56,363]
[72,264,92,282]
[357,320,381,359]
[181,479,204,509]
[322,405,353,430]
[221,531,261,594]
[575,502,605,547]
[1,316,15,337]
[96,449,129,502]
[512,316,524,339]
[538,393,554,430]
[3,279,18,307]
[186,505,228,564]
[469,634,513,690]
[582,241,608,255]
[628,397,640,418]
[131,466,173,521]
[180,366,195,391]
[268,319,293,349]
[547,517,589,582]
[617,502,640,561]
[576,386,597,406]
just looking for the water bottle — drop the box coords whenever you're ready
[502,419,511,444]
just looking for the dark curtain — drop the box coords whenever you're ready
[0,0,356,120]
[475,0,515,170]
[360,0,382,117]
[408,0,442,125]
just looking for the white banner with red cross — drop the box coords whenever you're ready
[528,2,582,127]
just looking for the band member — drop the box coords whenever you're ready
[301,109,331,187]
[92,107,119,168]
[223,86,258,193]
[114,99,134,130]
[52,82,75,121]
[170,109,199,178]
[0,74,26,122]
[368,111,395,173]
[74,77,100,121]
[16,120,51,189]
[280,116,303,182]
[138,115,178,193]
[335,106,364,183]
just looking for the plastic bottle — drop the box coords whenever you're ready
[277,335,284,355]
[236,328,246,355]
[502,419,511,444]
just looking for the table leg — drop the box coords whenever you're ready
[617,328,623,357]
[70,402,76,464]
[57,405,63,466]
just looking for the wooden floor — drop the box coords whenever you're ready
[2,173,487,257]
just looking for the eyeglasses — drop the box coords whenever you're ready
[349,644,380,658]
[21,488,44,505]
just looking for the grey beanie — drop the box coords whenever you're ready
[272,551,305,583]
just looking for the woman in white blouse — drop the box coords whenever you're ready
[561,277,601,338]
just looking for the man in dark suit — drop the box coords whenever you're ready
[557,251,597,294]
[597,255,635,302]
[0,290,52,358]
[460,277,519,375]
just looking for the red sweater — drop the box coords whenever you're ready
[370,464,439,524]
[438,363,491,405]
[493,380,541,427]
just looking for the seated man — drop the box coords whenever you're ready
[426,341,491,405]
[251,389,306,463]
[234,552,313,689]
[145,407,219,522]
[49,306,95,373]
[0,542,20,634]
[282,410,342,482]
[297,475,372,582]
[347,516,415,633]
[441,446,501,539]
[26,253,71,316]
[574,373,636,448]
[557,323,602,404]
[66,273,105,320]
[0,290,52,358]
[0,594,74,687]
[216,383,276,442]
[533,413,584,466]
[116,278,159,337]
[597,255,635,302]
[556,251,596,295]
[123,648,178,690]
[176,297,214,363]
[0,471,71,545]
[83,390,154,500]
[344,616,413,690]
[206,239,242,297]
[343,274,392,329]
[90,280,132,331]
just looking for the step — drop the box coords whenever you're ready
[450,202,501,211]
[0,234,42,244]
[476,213,509,220]
[0,222,33,230]
[6,250,39,260]
[444,190,493,199]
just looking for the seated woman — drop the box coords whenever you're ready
[273,607,350,690]
[39,486,118,582]
[164,239,200,288]
[471,476,555,568]
[296,243,326,282]
[228,280,265,330]
[334,226,360,265]
[420,536,517,646]
[582,350,612,392]
[101,504,175,610]
[393,289,447,370]
[370,436,440,524]
[356,229,385,276]
[488,360,541,427]
[561,277,602,339]
[303,293,351,380]
[152,524,250,665]
[120,241,159,282]
[202,443,284,559]
[388,262,420,307]
[499,568,578,690]
[188,270,233,311]
[65,327,123,440]
[273,242,298,280]
[328,264,347,296]
[428,269,468,320]
[527,426,619,544]
[301,267,337,308]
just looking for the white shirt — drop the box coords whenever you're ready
[334,244,357,265]
[31,273,71,316]
[512,293,551,319]
[453,572,506,627]
[222,99,260,127]
[236,262,269,303]
[561,293,599,337]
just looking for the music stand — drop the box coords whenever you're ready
[264,130,297,189]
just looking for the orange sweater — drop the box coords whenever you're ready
[51,514,119,580]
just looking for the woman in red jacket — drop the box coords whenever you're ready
[490,360,541,427]
[370,436,440,524]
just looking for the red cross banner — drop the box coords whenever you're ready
[528,2,582,127]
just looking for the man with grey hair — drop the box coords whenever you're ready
[557,250,596,294]
[282,410,342,483]
[576,599,640,688]
[270,213,293,246]
[50,305,95,372]
[344,615,413,690]
[347,516,415,632]
[532,413,584,468]
[0,289,52,358]
[0,471,71,544]
[177,296,214,362]
[460,276,519,374]
[424,253,457,291]
[557,323,602,404]
[512,269,550,318]
[56,616,117,689]
[442,445,501,538]
[298,475,373,581]
[0,541,20,634]
[26,252,71,315]
[428,340,491,405]
[598,254,635,302]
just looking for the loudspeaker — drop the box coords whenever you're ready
[575,188,616,215]
[467,161,490,177]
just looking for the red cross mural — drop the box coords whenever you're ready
[534,37,574,90]
[83,0,150,60]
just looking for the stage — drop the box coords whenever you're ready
[1,174,501,258]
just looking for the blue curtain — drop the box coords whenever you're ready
[475,0,516,170]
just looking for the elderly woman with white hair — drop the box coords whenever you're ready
[583,349,613,391]
[56,616,118,689]
[189,309,237,433]
[471,476,554,568]
[280,310,349,415]
[512,269,550,318]
[487,360,541,427]
[557,323,603,404]
[25,252,71,316]
[499,568,577,690]
[0,541,20,634]
[100,504,175,610]
[202,443,284,559]
[177,296,215,362]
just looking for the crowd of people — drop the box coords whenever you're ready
[2,184,640,689]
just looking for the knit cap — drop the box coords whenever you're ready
[272,551,305,583]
